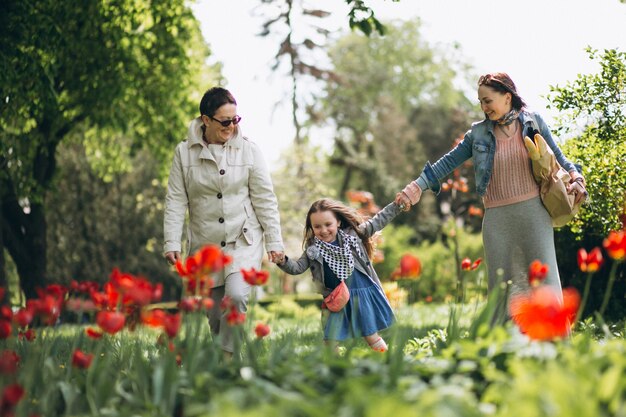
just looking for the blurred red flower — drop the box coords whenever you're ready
[510,286,580,341]
[0,350,19,374]
[179,297,199,312]
[18,329,36,341]
[400,254,421,278]
[162,313,182,339]
[175,245,231,296]
[13,308,34,328]
[255,323,271,339]
[577,247,604,273]
[0,320,11,339]
[85,328,103,339]
[220,296,233,311]
[468,205,484,217]
[72,349,94,369]
[461,257,482,271]
[201,298,215,311]
[1,383,25,411]
[528,260,549,286]
[96,311,126,334]
[226,305,246,326]
[603,230,625,261]
[241,268,270,286]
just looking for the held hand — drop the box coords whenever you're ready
[268,251,285,265]
[567,178,588,205]
[395,192,411,212]
[395,181,422,212]
[165,251,181,266]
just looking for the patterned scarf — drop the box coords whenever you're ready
[314,229,364,282]
[495,108,519,126]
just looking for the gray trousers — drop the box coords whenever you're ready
[208,271,251,353]
[482,196,563,311]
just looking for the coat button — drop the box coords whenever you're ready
[220,241,226,247]
[219,169,225,175]
[219,217,224,223]
[243,228,248,233]
[217,193,222,199]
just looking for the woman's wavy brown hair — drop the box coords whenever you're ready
[303,198,373,258]
[478,72,527,111]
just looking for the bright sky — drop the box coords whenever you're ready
[192,0,626,164]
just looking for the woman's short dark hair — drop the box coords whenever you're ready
[199,87,237,117]
[478,72,527,111]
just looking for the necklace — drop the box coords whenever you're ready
[497,120,518,138]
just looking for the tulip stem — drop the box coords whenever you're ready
[598,261,619,318]
[574,272,593,327]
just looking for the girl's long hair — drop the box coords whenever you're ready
[303,198,374,258]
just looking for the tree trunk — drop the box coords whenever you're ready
[2,178,47,299]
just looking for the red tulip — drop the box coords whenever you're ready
[201,298,215,311]
[528,260,549,286]
[18,329,36,341]
[603,230,625,261]
[0,305,12,320]
[510,286,580,341]
[179,297,199,312]
[241,268,270,286]
[0,350,19,374]
[13,308,34,328]
[85,327,103,339]
[400,254,421,278]
[0,320,11,339]
[1,383,25,409]
[255,323,271,339]
[461,257,482,271]
[226,305,246,326]
[72,349,94,369]
[461,257,471,270]
[96,311,126,334]
[577,247,604,273]
[162,313,182,339]
[220,296,233,311]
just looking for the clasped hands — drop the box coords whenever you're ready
[268,251,285,265]
[395,181,422,212]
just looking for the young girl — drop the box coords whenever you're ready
[275,199,402,352]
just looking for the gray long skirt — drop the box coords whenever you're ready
[482,196,563,309]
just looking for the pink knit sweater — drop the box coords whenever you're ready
[483,122,540,208]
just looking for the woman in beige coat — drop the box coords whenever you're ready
[164,87,284,355]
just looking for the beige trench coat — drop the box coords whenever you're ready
[164,118,284,286]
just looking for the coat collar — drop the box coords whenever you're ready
[186,117,244,149]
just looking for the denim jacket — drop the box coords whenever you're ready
[277,202,402,297]
[416,111,578,196]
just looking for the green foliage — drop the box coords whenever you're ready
[0,0,216,195]
[546,48,626,319]
[548,48,626,238]
[5,306,626,416]
[376,224,485,303]
[45,143,180,297]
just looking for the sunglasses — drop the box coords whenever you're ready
[209,115,242,127]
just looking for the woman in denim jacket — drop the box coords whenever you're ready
[395,73,588,311]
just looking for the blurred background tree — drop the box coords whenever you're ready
[314,19,480,241]
[0,0,220,297]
